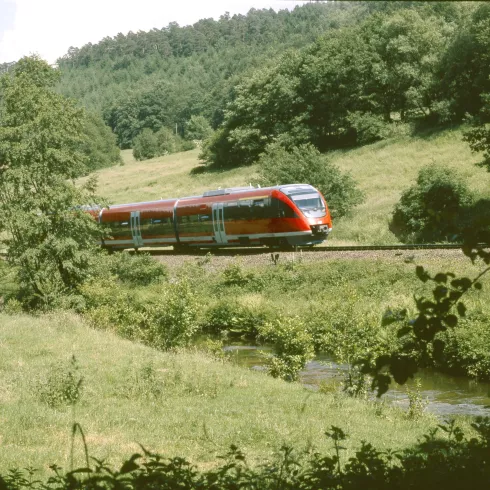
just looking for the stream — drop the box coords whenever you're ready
[224,344,490,417]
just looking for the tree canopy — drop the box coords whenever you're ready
[0,56,104,308]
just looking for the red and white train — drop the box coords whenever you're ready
[95,184,332,251]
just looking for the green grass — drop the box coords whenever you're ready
[87,148,258,205]
[0,312,440,476]
[85,127,490,246]
[329,127,490,245]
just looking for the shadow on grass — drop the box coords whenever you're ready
[409,120,464,141]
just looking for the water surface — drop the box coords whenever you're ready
[225,345,490,417]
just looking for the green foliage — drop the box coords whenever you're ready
[58,3,365,148]
[80,278,200,351]
[390,164,473,242]
[132,126,196,161]
[203,299,274,339]
[221,260,263,290]
[439,3,490,118]
[105,252,168,286]
[37,355,83,408]
[185,115,213,141]
[202,5,461,167]
[0,56,105,309]
[439,315,490,379]
[406,378,428,420]
[346,112,394,145]
[140,280,200,350]
[5,419,490,489]
[256,143,364,219]
[258,316,315,382]
[360,241,490,396]
[80,110,121,173]
[156,126,182,155]
[132,128,159,160]
[463,93,490,171]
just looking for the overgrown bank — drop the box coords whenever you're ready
[68,250,490,384]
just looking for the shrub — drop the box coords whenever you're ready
[346,111,392,145]
[203,299,274,338]
[463,93,490,171]
[185,115,214,141]
[133,127,196,161]
[132,128,159,160]
[37,355,83,408]
[140,280,200,350]
[80,278,200,350]
[221,260,265,292]
[258,316,315,382]
[437,315,490,380]
[390,164,474,242]
[156,126,180,154]
[110,252,168,286]
[256,143,364,219]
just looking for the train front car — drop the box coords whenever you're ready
[275,184,332,247]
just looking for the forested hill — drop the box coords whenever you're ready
[56,1,489,163]
[56,1,371,147]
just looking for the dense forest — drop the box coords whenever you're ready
[54,1,490,168]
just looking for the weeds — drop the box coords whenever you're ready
[4,419,489,489]
[406,378,428,420]
[37,355,83,408]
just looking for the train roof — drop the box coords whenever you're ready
[104,184,319,212]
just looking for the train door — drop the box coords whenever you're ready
[130,211,144,248]
[212,203,228,244]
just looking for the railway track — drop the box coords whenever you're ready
[144,242,488,255]
[1,243,487,259]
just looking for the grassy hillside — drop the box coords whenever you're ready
[88,126,490,246]
[0,313,440,476]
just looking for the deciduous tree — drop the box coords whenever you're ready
[0,56,104,308]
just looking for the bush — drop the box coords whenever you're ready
[140,280,200,350]
[80,278,200,350]
[133,127,196,161]
[390,164,474,242]
[346,111,393,145]
[258,316,315,382]
[256,143,364,219]
[463,93,490,172]
[221,261,264,290]
[132,128,159,160]
[109,252,168,286]
[156,126,180,154]
[185,115,214,141]
[37,355,83,408]
[437,315,490,380]
[202,299,274,338]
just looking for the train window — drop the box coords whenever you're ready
[225,202,243,221]
[271,197,297,218]
[238,200,252,220]
[251,199,266,219]
[140,216,174,236]
[109,220,131,238]
[225,201,254,220]
[177,213,213,234]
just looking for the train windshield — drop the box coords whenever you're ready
[290,193,326,218]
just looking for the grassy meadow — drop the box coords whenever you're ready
[87,126,490,246]
[0,312,440,476]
